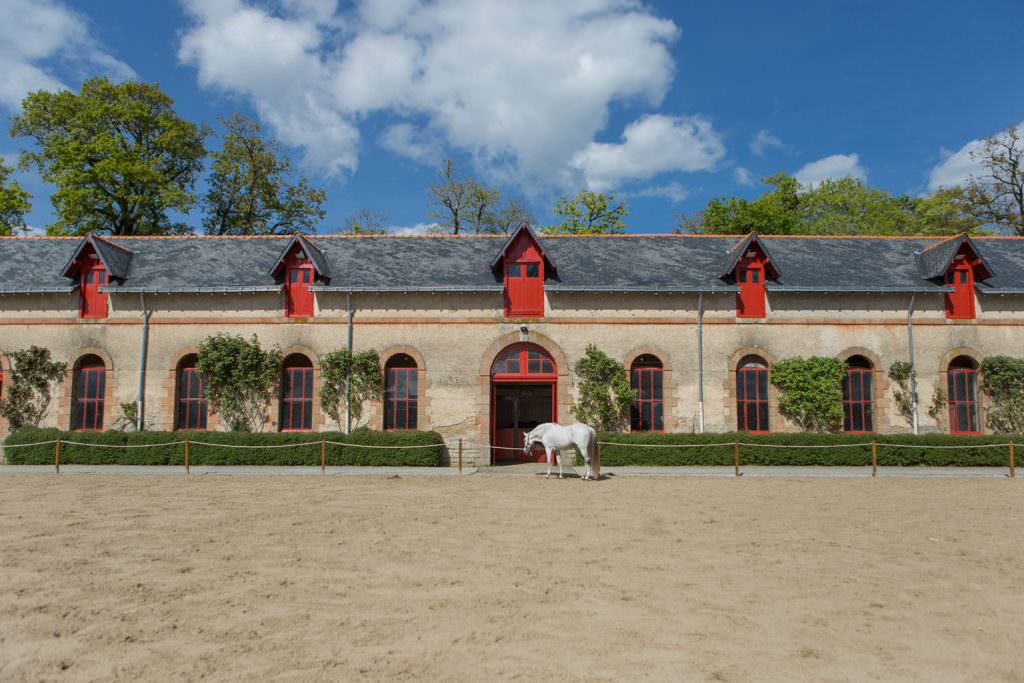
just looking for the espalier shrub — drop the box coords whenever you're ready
[0,346,67,430]
[769,356,846,432]
[594,432,1019,467]
[888,361,918,429]
[319,348,384,430]
[3,428,445,466]
[980,355,1024,434]
[197,333,281,432]
[571,344,636,431]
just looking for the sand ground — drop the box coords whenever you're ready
[0,473,1021,682]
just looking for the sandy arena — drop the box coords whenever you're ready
[1,473,1021,681]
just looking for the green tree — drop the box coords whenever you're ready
[960,125,1024,235]
[494,197,534,235]
[570,345,636,431]
[0,346,67,430]
[542,189,628,235]
[319,348,385,431]
[10,77,208,236]
[692,172,800,234]
[340,208,389,235]
[769,357,846,432]
[428,159,509,234]
[196,334,281,432]
[203,114,325,235]
[0,160,32,235]
[980,355,1024,433]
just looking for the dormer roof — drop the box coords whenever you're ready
[915,233,994,280]
[488,222,556,273]
[719,232,779,280]
[268,233,331,280]
[60,234,134,280]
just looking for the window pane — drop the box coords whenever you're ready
[863,373,872,398]
[851,406,863,432]
[525,263,539,277]
[396,371,407,399]
[96,370,105,397]
[384,401,394,430]
[407,371,418,399]
[850,374,862,401]
[956,372,967,400]
[652,403,664,431]
[630,370,639,391]
[843,404,852,432]
[188,401,199,429]
[957,405,969,432]
[863,403,873,432]
[968,405,978,432]
[736,372,746,401]
[290,270,298,282]
[303,270,311,283]
[757,403,768,431]
[395,405,407,430]
[745,371,757,400]
[965,373,976,401]
[750,270,759,283]
[407,400,418,429]
[84,402,96,430]
[85,370,98,397]
[302,369,313,396]
[756,371,767,400]
[507,264,522,277]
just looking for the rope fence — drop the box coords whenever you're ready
[2,436,1017,479]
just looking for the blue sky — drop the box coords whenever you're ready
[2,0,1023,234]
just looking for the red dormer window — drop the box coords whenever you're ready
[284,248,315,318]
[736,253,766,318]
[945,256,976,320]
[79,256,108,319]
[503,233,545,318]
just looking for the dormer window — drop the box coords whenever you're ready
[79,255,108,319]
[494,223,551,318]
[945,256,976,320]
[284,248,315,318]
[736,251,767,318]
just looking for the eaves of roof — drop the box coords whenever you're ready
[102,285,282,294]
[0,286,78,294]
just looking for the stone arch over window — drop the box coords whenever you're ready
[61,347,114,432]
[367,346,430,432]
[279,353,315,432]
[946,354,981,435]
[735,354,770,433]
[842,354,875,433]
[174,353,207,431]
[71,354,107,431]
[384,353,419,430]
[629,353,665,432]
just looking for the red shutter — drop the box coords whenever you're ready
[944,262,975,319]
[285,260,314,318]
[736,256,766,318]
[80,262,108,319]
[502,231,545,317]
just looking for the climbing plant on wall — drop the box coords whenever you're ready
[980,355,1024,433]
[197,334,281,432]
[888,361,918,429]
[769,356,846,432]
[319,348,384,431]
[0,346,67,430]
[570,345,636,431]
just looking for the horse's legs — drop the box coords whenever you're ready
[545,446,552,479]
[556,448,563,479]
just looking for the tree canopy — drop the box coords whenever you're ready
[428,159,533,234]
[542,189,628,235]
[958,125,1024,236]
[680,172,978,235]
[203,114,326,235]
[0,160,31,236]
[10,77,208,236]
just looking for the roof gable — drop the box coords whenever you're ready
[719,233,779,280]
[60,234,134,280]
[268,234,331,279]
[915,233,994,280]
[489,223,556,273]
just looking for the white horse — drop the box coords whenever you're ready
[523,423,600,480]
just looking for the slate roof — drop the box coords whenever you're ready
[1,232,1024,296]
[915,233,994,280]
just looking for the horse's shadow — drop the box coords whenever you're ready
[533,471,614,481]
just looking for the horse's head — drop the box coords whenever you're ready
[522,431,533,453]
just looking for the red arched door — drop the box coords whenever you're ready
[490,343,557,464]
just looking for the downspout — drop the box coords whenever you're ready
[907,294,919,435]
[137,293,150,431]
[697,292,705,433]
[345,292,353,434]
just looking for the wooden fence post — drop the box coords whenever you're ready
[1010,441,1015,479]
[54,439,60,475]
[321,436,326,474]
[734,442,740,477]
[871,440,877,478]
[458,438,463,474]
[184,438,190,475]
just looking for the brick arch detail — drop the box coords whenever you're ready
[723,346,783,432]
[61,346,116,431]
[937,346,985,435]
[161,346,219,432]
[367,345,432,431]
[475,332,570,449]
[939,346,983,373]
[837,346,889,432]
[277,345,323,432]
[623,346,676,432]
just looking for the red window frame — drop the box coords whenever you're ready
[72,364,106,431]
[384,364,419,431]
[284,251,315,318]
[490,343,556,379]
[842,367,874,433]
[176,366,208,431]
[944,261,976,320]
[736,363,769,433]
[947,367,980,435]
[79,261,109,319]
[280,365,313,431]
[630,358,664,432]
[504,260,544,317]
[736,256,766,318]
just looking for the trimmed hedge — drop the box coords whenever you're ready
[594,432,1020,467]
[3,428,445,466]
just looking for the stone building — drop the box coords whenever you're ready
[0,225,1021,465]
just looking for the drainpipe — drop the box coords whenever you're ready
[907,294,919,435]
[137,293,151,431]
[696,292,705,433]
[345,292,353,434]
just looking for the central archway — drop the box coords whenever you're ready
[490,343,557,464]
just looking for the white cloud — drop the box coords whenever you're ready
[749,129,783,156]
[734,166,754,186]
[0,0,135,110]
[388,222,443,235]
[380,123,443,165]
[629,182,689,203]
[178,0,682,185]
[570,115,725,192]
[927,124,1024,192]
[794,153,867,188]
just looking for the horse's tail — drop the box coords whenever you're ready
[590,431,601,480]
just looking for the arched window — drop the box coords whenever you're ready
[843,355,874,433]
[175,354,207,431]
[947,356,980,435]
[384,354,419,430]
[630,354,664,432]
[736,355,769,433]
[279,354,313,431]
[72,355,106,431]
